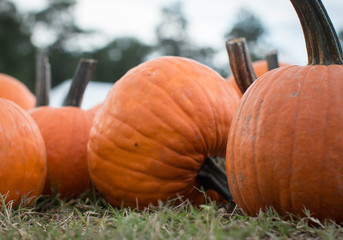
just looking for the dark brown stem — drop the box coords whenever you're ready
[63,59,97,107]
[35,51,51,107]
[226,38,257,93]
[290,0,343,65]
[197,157,233,202]
[266,50,280,70]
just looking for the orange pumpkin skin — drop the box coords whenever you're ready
[88,103,102,115]
[30,107,95,198]
[0,73,36,110]
[226,65,343,222]
[0,99,46,205]
[226,77,243,98]
[88,56,240,208]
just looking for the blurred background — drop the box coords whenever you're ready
[1,0,343,93]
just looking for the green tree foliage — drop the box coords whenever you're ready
[0,0,35,90]
[29,0,92,87]
[0,0,154,89]
[155,2,218,72]
[0,0,89,89]
[155,2,188,56]
[90,37,151,83]
[225,8,266,61]
[31,0,86,51]
[1,0,229,90]
[30,1,153,86]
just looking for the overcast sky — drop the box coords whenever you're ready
[12,0,343,66]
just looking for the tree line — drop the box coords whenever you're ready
[4,0,331,91]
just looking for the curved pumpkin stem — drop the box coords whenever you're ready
[266,50,280,70]
[226,38,257,93]
[197,157,233,202]
[290,0,343,65]
[35,51,51,107]
[63,59,97,107]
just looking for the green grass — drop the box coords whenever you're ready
[0,192,342,240]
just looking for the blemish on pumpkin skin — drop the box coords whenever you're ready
[134,143,139,147]
[291,83,301,97]
[240,174,244,182]
[247,115,251,125]
[291,91,299,97]
[148,69,156,76]
[146,69,157,79]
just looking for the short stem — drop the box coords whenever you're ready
[290,0,343,65]
[266,50,280,70]
[63,59,97,107]
[226,38,257,93]
[35,51,51,107]
[197,156,233,202]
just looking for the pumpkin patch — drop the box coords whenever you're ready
[1,0,343,231]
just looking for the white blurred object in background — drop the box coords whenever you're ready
[50,80,113,110]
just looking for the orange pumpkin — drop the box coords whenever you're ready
[30,107,95,197]
[88,56,240,208]
[29,59,97,198]
[0,73,36,110]
[226,0,343,222]
[226,77,243,98]
[0,99,46,205]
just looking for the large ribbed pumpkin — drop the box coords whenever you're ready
[226,0,343,222]
[88,56,240,208]
[0,73,36,110]
[0,99,46,205]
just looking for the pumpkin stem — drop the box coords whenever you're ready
[63,59,97,107]
[226,38,257,93]
[290,0,343,65]
[35,51,51,107]
[197,156,233,202]
[266,50,280,70]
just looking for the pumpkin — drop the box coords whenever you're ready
[88,56,240,208]
[226,77,243,98]
[0,73,36,110]
[30,59,97,198]
[226,0,343,222]
[0,99,46,205]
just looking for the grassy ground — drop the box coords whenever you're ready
[0,192,342,240]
